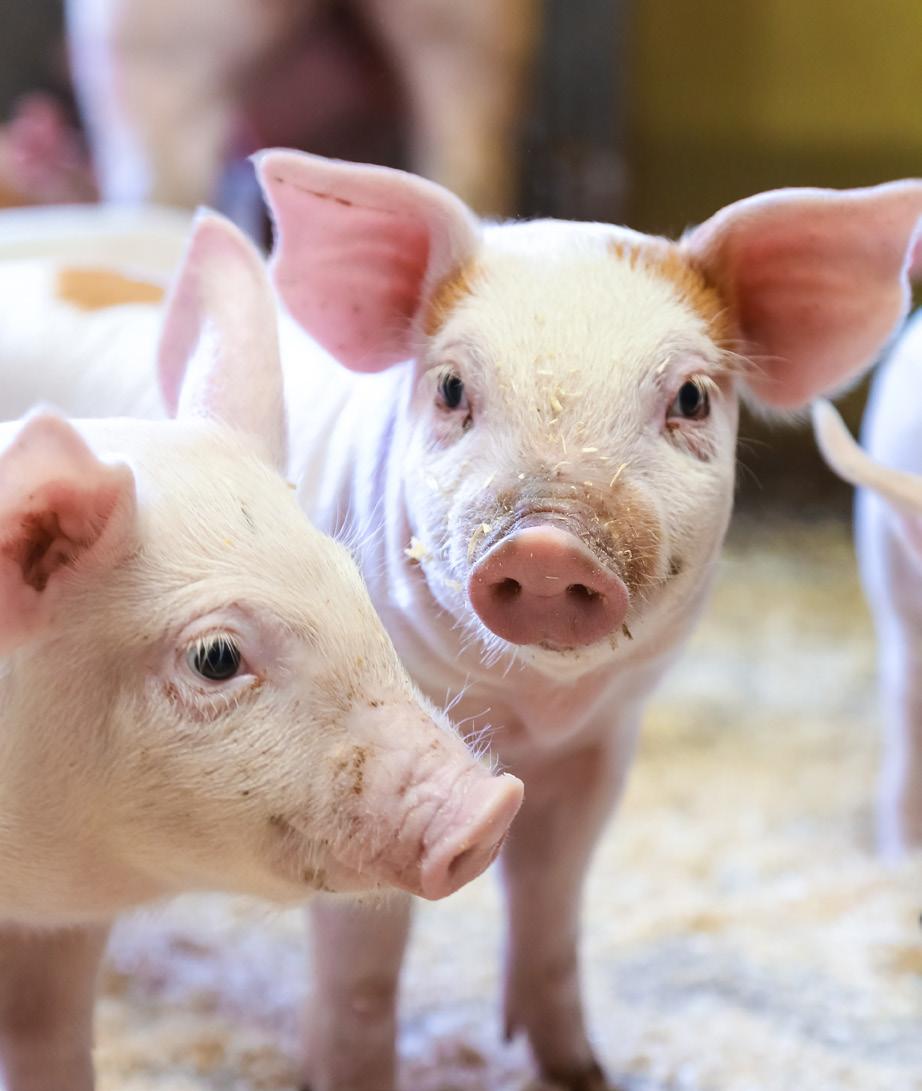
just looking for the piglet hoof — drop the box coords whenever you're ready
[542,1059,617,1091]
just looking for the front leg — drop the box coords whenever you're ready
[0,922,110,1091]
[502,729,637,1091]
[302,893,412,1091]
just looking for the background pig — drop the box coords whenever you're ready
[814,348,922,859]
[0,212,522,1091]
[66,0,538,218]
[0,160,919,1090]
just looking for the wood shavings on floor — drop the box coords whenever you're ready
[96,520,922,1091]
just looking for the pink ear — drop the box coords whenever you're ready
[157,211,287,469]
[682,181,922,409]
[0,412,136,653]
[255,149,481,371]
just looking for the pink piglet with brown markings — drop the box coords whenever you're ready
[250,157,922,1090]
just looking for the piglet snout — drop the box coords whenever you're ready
[468,525,628,648]
[419,771,523,899]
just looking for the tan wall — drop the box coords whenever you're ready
[634,1,922,151]
[626,2,922,514]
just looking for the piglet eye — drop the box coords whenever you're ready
[437,371,466,411]
[187,634,242,681]
[668,378,711,421]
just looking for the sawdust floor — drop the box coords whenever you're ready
[96,519,922,1091]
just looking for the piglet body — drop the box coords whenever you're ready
[258,159,922,1091]
[0,214,522,1091]
[814,321,922,857]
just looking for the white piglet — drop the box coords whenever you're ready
[1,158,921,1090]
[0,214,522,1091]
[248,157,922,1091]
[814,319,922,858]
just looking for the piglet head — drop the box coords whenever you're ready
[260,151,922,678]
[2,213,521,920]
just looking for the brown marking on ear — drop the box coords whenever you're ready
[56,267,165,311]
[608,236,733,343]
[423,261,478,337]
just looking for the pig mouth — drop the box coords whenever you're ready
[268,814,389,896]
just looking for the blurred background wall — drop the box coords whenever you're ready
[0,0,919,514]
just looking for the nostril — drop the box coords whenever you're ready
[567,583,600,602]
[494,577,521,601]
[447,845,476,880]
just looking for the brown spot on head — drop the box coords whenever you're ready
[423,261,478,337]
[608,236,732,343]
[598,479,663,599]
[56,267,165,312]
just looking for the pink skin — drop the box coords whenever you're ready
[309,704,524,902]
[469,525,629,648]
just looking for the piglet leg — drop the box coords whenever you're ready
[502,730,637,1091]
[0,923,109,1091]
[302,893,411,1091]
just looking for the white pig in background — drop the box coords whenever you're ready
[0,213,522,1091]
[1,160,921,1090]
[814,337,922,859]
[66,0,538,216]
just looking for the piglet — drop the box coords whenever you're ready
[814,339,922,858]
[252,155,922,1091]
[0,213,522,1091]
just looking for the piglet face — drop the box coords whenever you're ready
[72,423,522,905]
[402,224,739,673]
[261,152,922,682]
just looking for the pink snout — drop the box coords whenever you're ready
[419,771,523,899]
[468,525,629,649]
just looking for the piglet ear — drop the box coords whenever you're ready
[682,181,922,409]
[255,149,481,371]
[157,211,287,470]
[0,411,136,653]
[813,399,922,555]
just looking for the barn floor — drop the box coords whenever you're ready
[96,519,922,1091]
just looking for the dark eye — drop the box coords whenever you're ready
[187,634,242,681]
[668,378,711,421]
[437,371,466,411]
